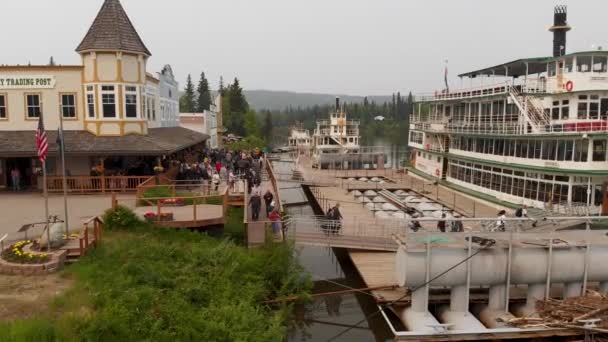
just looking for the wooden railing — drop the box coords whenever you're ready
[113,190,229,227]
[79,216,103,257]
[47,176,151,193]
[0,234,7,253]
[136,165,180,197]
[265,158,284,213]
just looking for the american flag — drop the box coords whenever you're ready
[36,115,48,162]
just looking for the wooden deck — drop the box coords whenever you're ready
[349,251,405,302]
[57,216,103,261]
[133,204,225,228]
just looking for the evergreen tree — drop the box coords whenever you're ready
[196,72,212,112]
[228,78,248,114]
[244,110,261,138]
[225,78,248,136]
[180,74,196,113]
[263,111,273,143]
[219,76,225,96]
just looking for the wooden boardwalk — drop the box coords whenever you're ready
[133,204,225,228]
[349,251,405,302]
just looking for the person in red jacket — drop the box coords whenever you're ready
[269,208,282,240]
[215,160,221,175]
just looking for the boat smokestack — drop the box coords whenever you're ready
[335,97,340,111]
[549,5,571,57]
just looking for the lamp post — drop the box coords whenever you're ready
[58,104,69,235]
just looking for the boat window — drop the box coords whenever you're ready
[573,140,588,162]
[561,100,570,119]
[593,140,607,161]
[548,62,557,77]
[552,101,560,120]
[578,96,589,119]
[542,140,557,160]
[577,55,592,72]
[593,56,607,73]
[564,57,574,73]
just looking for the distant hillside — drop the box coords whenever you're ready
[244,90,392,111]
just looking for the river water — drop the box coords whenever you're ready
[272,160,393,342]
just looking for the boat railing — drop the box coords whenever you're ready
[446,119,608,135]
[415,79,551,103]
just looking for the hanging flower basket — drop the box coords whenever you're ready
[159,213,174,222]
[144,212,157,223]
[161,198,185,207]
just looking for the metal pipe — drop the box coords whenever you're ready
[396,246,608,287]
[505,232,513,313]
[436,304,486,331]
[545,237,553,300]
[600,281,608,294]
[425,231,431,317]
[489,285,506,311]
[583,221,591,294]
[564,282,582,298]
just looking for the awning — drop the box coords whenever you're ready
[0,127,209,157]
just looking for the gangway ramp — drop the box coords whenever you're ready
[287,216,399,251]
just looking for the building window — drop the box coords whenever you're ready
[101,85,116,118]
[61,94,76,119]
[0,94,6,119]
[125,86,138,118]
[87,93,95,118]
[25,94,41,118]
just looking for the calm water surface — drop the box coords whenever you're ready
[274,160,392,342]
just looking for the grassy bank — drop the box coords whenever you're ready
[0,206,310,341]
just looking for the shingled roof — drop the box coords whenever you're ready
[76,0,151,56]
[0,127,208,157]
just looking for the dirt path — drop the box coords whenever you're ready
[0,273,73,321]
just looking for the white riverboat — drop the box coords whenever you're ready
[409,6,608,214]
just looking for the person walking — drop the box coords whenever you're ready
[451,213,464,232]
[331,203,343,235]
[263,190,274,217]
[437,213,447,232]
[269,208,283,240]
[496,210,507,232]
[212,172,220,192]
[215,160,221,175]
[228,170,235,192]
[249,187,262,221]
[10,167,21,191]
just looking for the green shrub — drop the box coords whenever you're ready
[140,186,173,205]
[224,207,245,243]
[102,205,142,230]
[3,207,311,341]
[0,319,62,342]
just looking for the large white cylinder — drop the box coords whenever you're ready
[400,307,441,332]
[395,246,608,287]
[436,305,487,331]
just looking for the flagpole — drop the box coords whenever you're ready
[59,107,69,235]
[42,160,51,253]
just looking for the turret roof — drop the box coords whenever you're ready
[76,0,151,56]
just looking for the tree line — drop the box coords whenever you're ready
[180,73,270,150]
[180,72,412,149]
[256,92,413,147]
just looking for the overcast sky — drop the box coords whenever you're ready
[3,0,606,96]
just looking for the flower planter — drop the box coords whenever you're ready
[159,213,174,222]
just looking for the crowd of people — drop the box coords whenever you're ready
[172,147,267,194]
